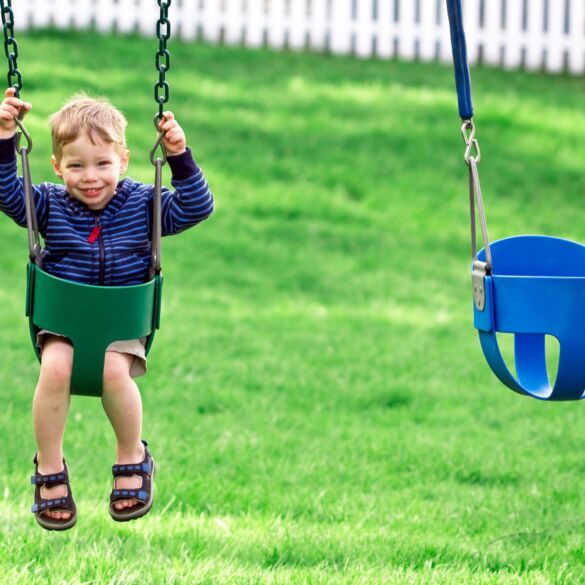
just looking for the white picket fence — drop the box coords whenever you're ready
[11,0,585,75]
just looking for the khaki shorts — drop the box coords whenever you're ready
[36,330,147,378]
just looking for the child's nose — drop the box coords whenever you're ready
[83,168,98,182]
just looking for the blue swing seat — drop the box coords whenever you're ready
[474,235,585,401]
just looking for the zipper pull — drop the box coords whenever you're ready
[88,224,101,244]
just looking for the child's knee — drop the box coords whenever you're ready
[102,352,133,390]
[38,339,73,390]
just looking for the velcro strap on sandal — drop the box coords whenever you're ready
[31,472,67,485]
[111,489,148,502]
[31,497,68,513]
[112,461,152,476]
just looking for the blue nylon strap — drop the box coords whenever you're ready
[446,0,474,119]
[112,489,148,501]
[31,473,66,485]
[31,497,68,513]
[112,461,151,475]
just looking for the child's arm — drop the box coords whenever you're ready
[157,112,214,235]
[0,88,49,231]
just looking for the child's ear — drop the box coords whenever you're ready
[120,149,130,174]
[51,155,62,178]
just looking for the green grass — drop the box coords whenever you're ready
[0,29,584,584]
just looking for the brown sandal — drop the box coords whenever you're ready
[109,440,155,522]
[31,456,77,531]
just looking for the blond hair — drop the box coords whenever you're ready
[49,94,128,162]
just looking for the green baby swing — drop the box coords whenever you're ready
[0,0,172,397]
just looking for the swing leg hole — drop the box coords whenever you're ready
[495,333,517,379]
[544,335,560,389]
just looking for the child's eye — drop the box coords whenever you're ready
[98,161,111,167]
[68,163,82,169]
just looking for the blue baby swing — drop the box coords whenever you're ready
[446,0,585,401]
[0,0,173,397]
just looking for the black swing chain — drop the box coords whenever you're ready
[155,0,171,120]
[0,0,22,96]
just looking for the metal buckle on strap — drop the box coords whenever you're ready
[472,260,488,311]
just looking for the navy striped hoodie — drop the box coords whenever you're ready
[0,136,214,286]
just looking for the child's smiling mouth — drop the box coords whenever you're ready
[82,187,102,197]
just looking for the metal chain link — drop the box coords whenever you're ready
[154,0,171,120]
[0,0,22,97]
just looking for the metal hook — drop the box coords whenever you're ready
[15,115,32,155]
[149,114,167,166]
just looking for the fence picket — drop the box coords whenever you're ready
[503,0,523,70]
[309,0,328,51]
[418,0,437,60]
[224,0,244,45]
[374,0,394,58]
[547,0,566,72]
[525,0,546,71]
[482,0,503,65]
[13,0,32,30]
[28,0,52,28]
[52,0,74,29]
[176,0,198,41]
[397,0,416,60]
[330,0,352,55]
[462,0,480,64]
[244,0,264,48]
[355,0,374,58]
[567,0,585,73]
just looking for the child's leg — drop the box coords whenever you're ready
[101,352,145,511]
[32,336,73,521]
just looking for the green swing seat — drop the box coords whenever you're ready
[26,263,162,397]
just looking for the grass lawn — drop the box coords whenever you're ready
[0,29,584,584]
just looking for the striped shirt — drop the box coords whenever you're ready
[0,137,214,286]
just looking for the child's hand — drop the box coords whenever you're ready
[0,87,31,139]
[159,111,186,156]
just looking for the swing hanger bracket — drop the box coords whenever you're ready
[461,119,480,165]
[472,260,488,311]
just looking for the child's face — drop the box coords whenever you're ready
[51,134,129,211]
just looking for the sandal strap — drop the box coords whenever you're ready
[31,471,68,485]
[111,489,149,502]
[111,461,152,476]
[31,497,69,513]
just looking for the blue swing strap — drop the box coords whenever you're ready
[445,0,474,120]
[444,1,492,311]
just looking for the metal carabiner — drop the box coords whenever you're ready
[461,119,480,165]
